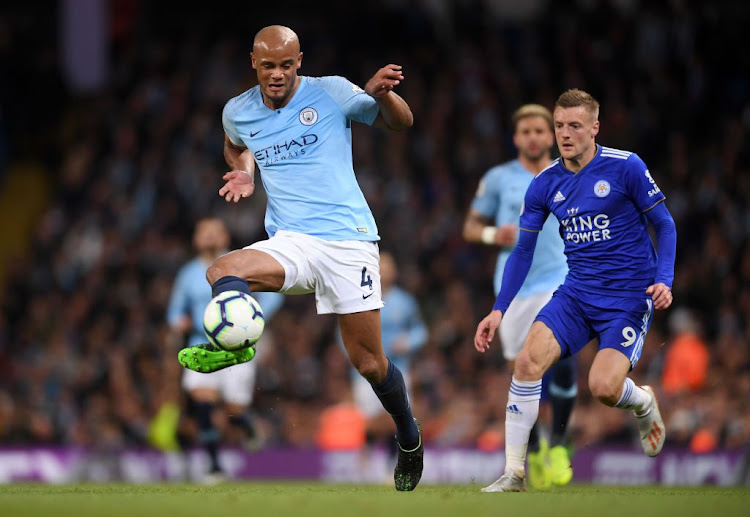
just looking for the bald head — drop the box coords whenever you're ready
[251,25,303,109]
[253,25,300,54]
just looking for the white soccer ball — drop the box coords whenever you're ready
[203,291,265,351]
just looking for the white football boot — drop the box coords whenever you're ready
[636,386,666,457]
[481,468,526,492]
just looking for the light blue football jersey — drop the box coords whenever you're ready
[222,76,381,241]
[471,159,567,297]
[167,257,284,347]
[520,146,667,297]
[379,286,428,373]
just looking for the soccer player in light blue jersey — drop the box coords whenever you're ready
[464,104,577,489]
[167,218,284,483]
[475,89,676,492]
[176,26,423,491]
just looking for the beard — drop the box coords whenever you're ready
[520,148,547,162]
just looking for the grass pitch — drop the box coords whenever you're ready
[1,483,748,517]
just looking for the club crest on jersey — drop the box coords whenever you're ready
[594,180,611,198]
[299,107,318,126]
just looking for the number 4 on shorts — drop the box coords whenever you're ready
[361,267,373,290]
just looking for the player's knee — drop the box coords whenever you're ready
[514,350,546,381]
[588,375,620,406]
[206,256,234,285]
[352,353,384,384]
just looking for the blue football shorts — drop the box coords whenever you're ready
[535,285,654,370]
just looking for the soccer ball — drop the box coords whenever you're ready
[203,291,265,351]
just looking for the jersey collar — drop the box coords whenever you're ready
[560,144,601,175]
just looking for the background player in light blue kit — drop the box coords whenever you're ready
[475,89,677,492]
[167,218,283,483]
[464,104,576,489]
[177,25,423,491]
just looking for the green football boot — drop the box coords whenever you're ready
[548,445,573,486]
[146,402,180,452]
[394,419,424,491]
[527,438,551,490]
[178,343,255,373]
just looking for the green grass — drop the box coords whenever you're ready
[1,483,748,517]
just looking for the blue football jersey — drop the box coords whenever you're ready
[471,159,567,297]
[520,145,666,297]
[222,76,381,241]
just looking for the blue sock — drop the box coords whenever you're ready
[548,356,577,447]
[195,402,221,472]
[211,275,251,297]
[372,360,419,450]
[229,412,256,439]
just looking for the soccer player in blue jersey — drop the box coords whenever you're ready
[176,25,423,490]
[464,104,577,489]
[475,89,676,492]
[168,218,284,483]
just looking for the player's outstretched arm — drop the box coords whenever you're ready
[366,64,413,130]
[220,134,256,203]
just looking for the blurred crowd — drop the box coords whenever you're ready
[0,0,748,456]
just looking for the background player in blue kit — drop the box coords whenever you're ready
[167,218,284,483]
[176,25,423,491]
[475,89,677,492]
[464,104,576,488]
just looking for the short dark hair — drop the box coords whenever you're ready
[555,89,600,120]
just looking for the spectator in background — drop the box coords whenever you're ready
[661,307,709,396]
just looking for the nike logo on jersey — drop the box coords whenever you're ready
[553,191,566,202]
[362,292,375,300]
[250,130,263,137]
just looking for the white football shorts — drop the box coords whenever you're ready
[500,289,556,361]
[181,359,257,406]
[246,230,384,315]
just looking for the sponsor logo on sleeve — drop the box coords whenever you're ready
[645,170,661,197]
